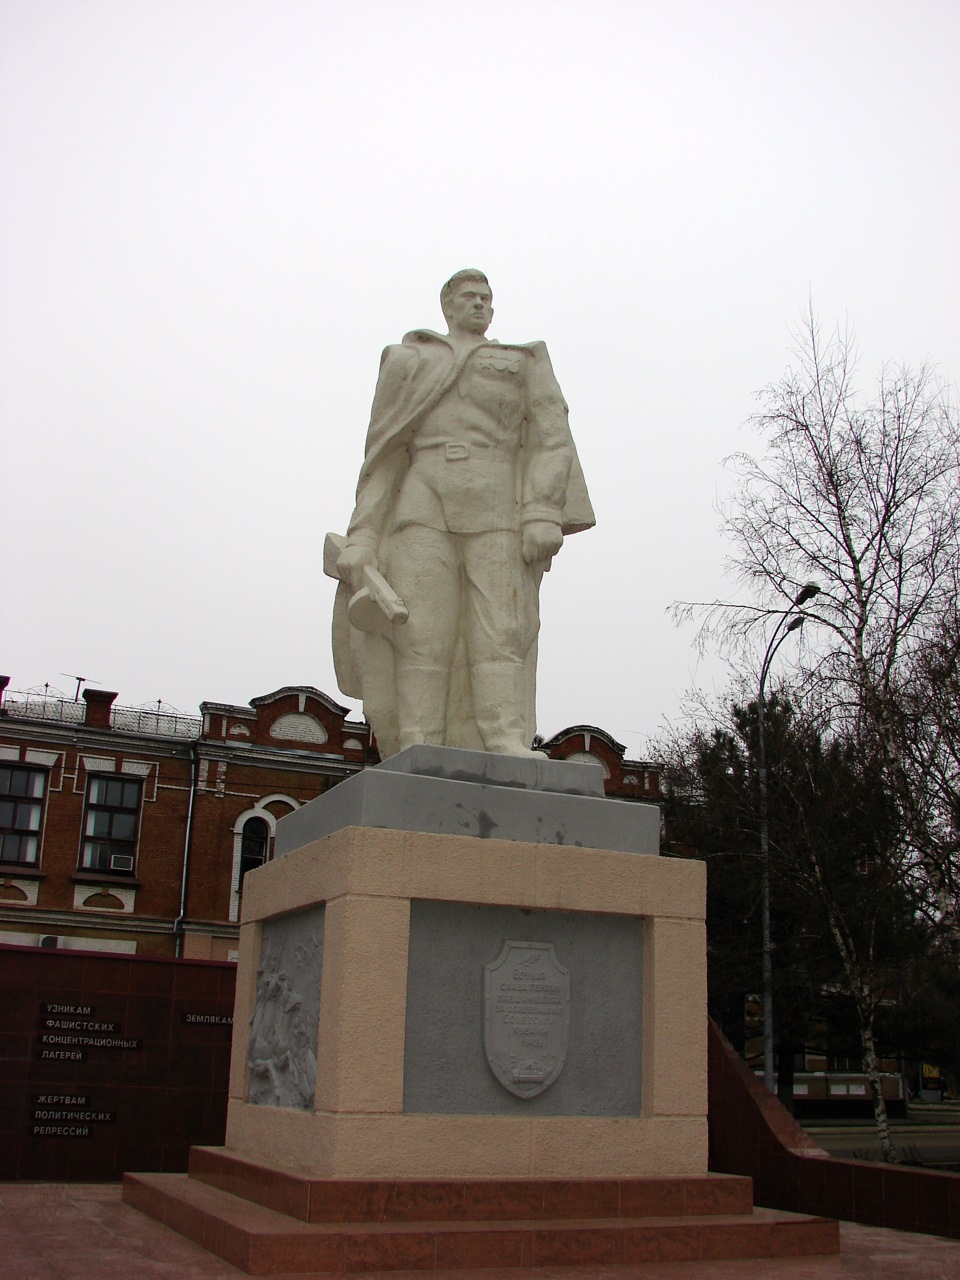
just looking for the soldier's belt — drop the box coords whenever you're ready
[410,441,517,462]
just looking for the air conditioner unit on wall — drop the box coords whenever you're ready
[109,854,134,872]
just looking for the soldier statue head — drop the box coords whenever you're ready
[440,269,493,337]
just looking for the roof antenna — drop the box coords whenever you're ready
[61,673,101,702]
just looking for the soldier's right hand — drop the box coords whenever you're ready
[521,520,563,565]
[336,541,378,594]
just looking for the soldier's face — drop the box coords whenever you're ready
[447,281,493,336]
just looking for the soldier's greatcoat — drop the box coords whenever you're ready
[333,329,594,755]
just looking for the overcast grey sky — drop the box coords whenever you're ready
[3,0,958,754]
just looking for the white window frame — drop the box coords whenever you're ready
[228,794,299,922]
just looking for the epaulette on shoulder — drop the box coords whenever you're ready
[402,328,447,345]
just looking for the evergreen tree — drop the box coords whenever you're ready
[662,691,930,1159]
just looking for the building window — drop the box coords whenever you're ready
[564,750,611,778]
[238,817,269,887]
[827,1051,862,1073]
[80,776,142,874]
[0,765,46,865]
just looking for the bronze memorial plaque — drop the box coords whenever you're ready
[484,940,569,1099]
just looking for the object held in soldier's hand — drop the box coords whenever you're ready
[349,565,408,634]
[323,530,408,635]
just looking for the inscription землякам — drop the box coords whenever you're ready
[484,941,569,1099]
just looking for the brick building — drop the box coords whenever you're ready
[0,676,660,959]
[540,725,659,801]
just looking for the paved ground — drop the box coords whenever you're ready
[4,1183,960,1279]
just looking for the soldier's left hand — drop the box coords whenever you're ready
[522,521,563,564]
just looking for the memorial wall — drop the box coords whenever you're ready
[0,944,236,1179]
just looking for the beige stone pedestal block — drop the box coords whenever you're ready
[225,825,706,1179]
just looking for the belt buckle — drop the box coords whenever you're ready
[445,442,469,461]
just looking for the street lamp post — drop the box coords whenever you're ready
[758,582,820,1093]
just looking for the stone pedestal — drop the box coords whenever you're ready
[223,747,707,1179]
[124,750,841,1272]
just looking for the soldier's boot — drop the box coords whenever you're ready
[472,660,542,758]
[395,663,447,751]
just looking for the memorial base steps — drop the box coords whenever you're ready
[122,1147,840,1274]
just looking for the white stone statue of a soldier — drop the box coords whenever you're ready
[326,270,594,759]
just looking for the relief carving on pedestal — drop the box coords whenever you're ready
[246,919,322,1110]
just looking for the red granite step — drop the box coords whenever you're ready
[187,1145,756,1223]
[123,1171,840,1275]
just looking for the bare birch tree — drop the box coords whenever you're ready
[675,312,960,938]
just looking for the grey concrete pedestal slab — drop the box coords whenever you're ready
[276,745,659,856]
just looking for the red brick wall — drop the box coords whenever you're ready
[179,758,339,922]
[0,720,356,950]
[0,734,194,948]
